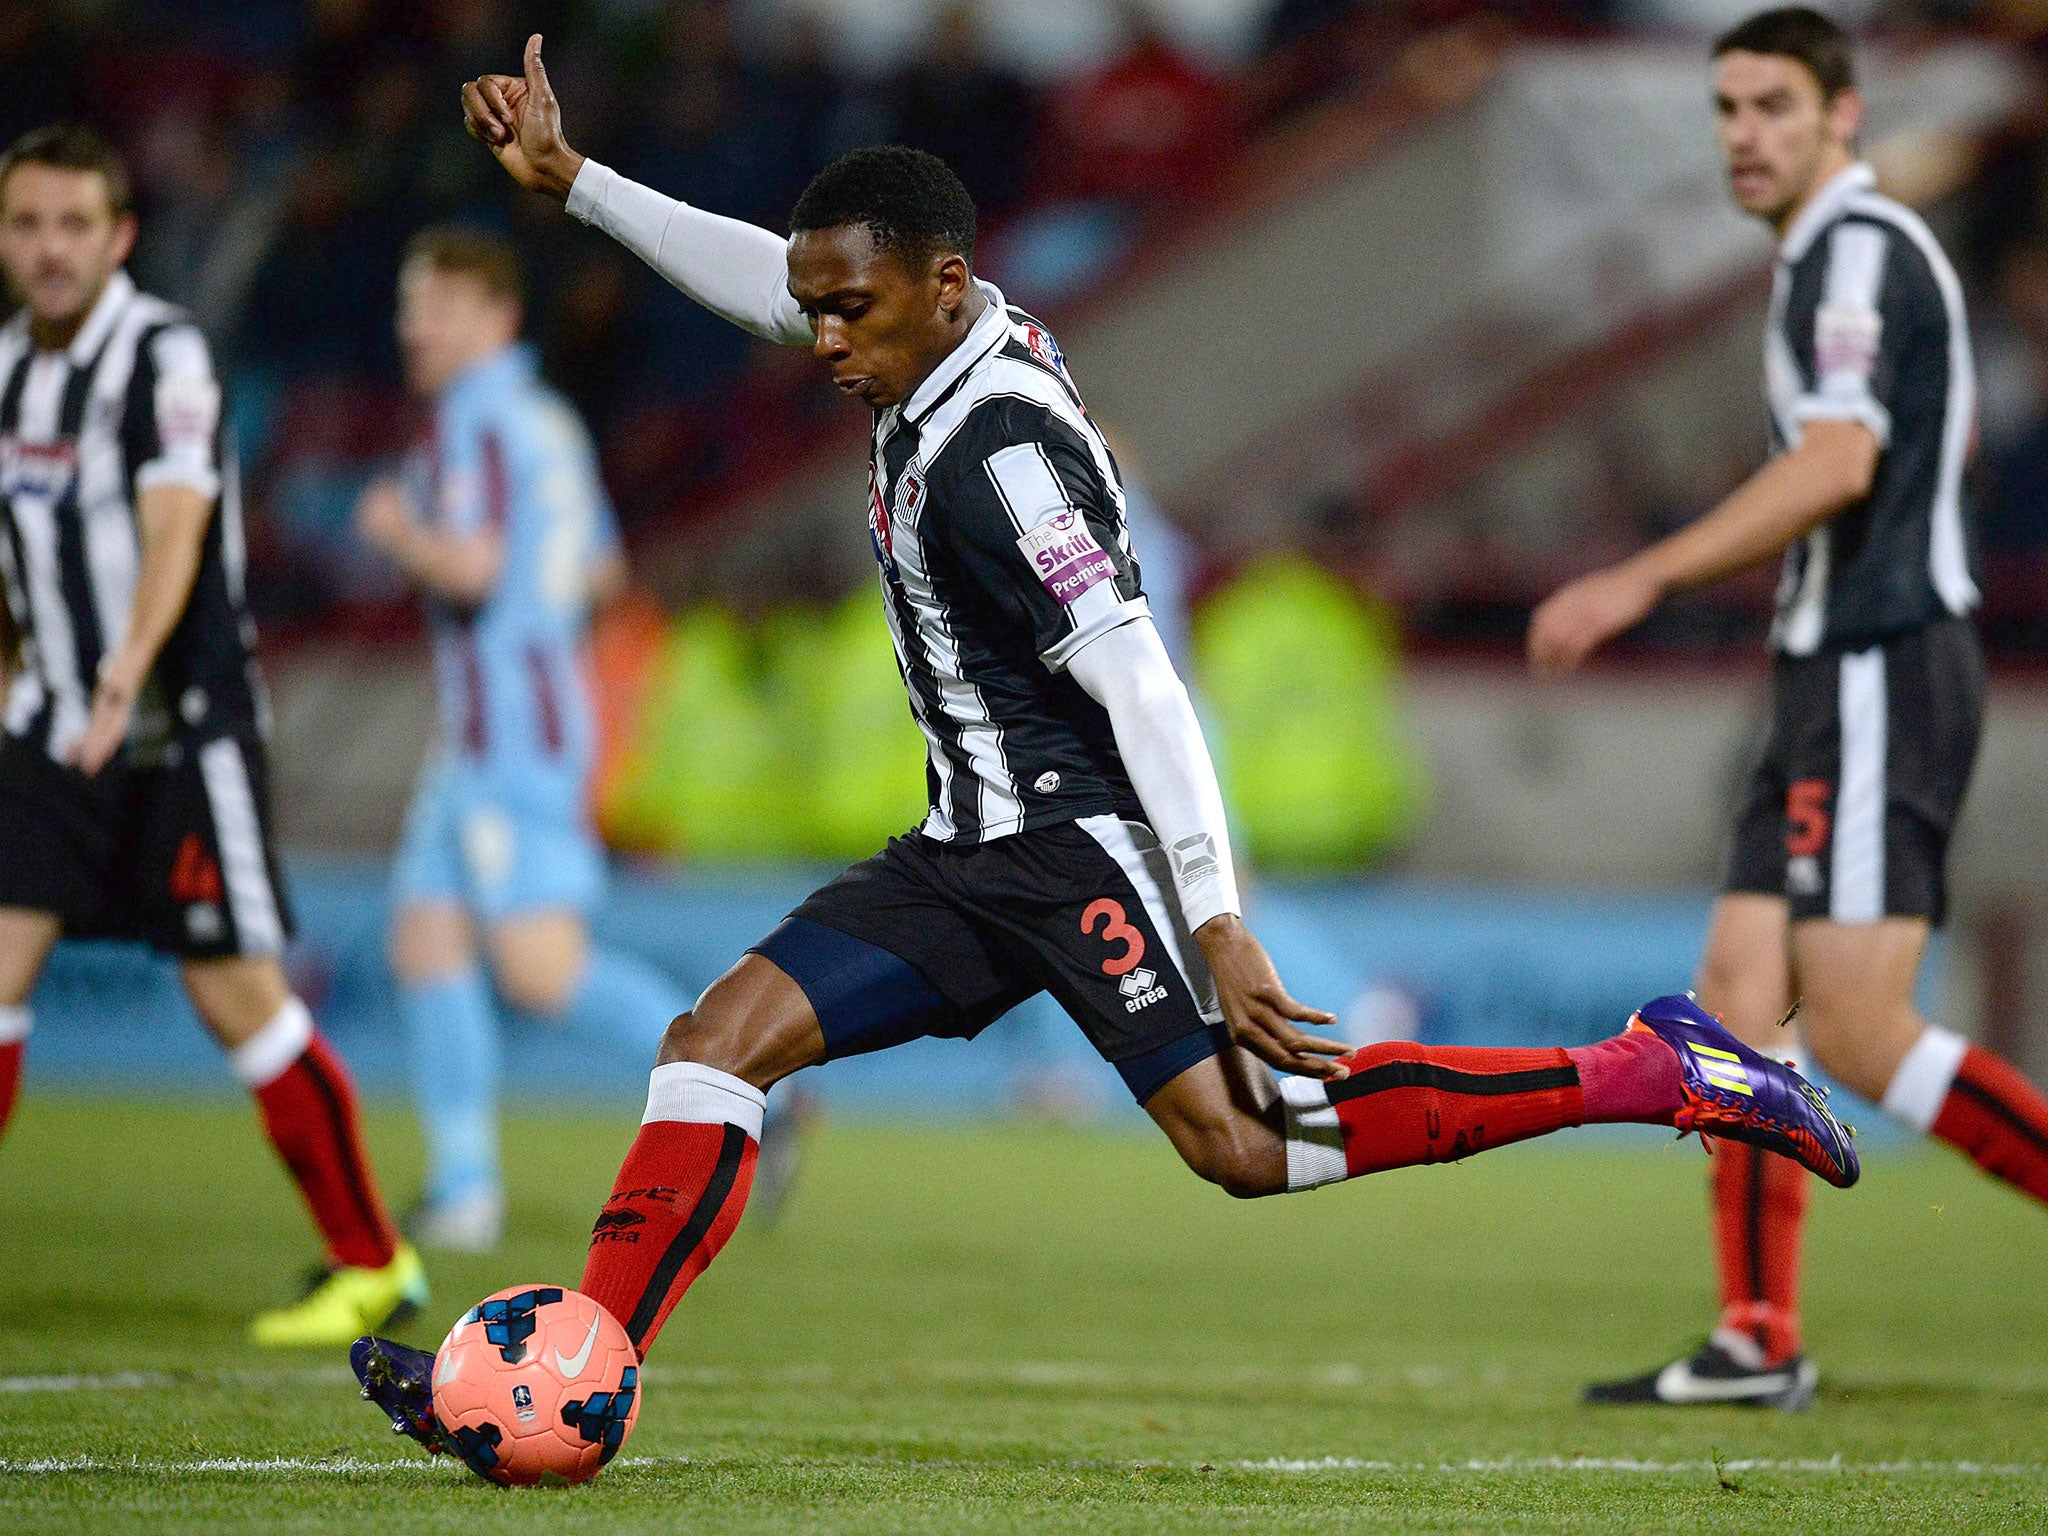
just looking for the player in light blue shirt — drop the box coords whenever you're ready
[357,226,691,1249]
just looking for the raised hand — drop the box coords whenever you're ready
[1194,915,1349,1080]
[461,33,584,201]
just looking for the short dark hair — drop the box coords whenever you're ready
[1713,6,1855,99]
[789,146,977,268]
[0,124,132,216]
[401,223,525,306]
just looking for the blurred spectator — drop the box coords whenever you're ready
[1040,3,1241,209]
[889,3,1037,218]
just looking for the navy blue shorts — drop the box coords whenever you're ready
[751,816,1226,1104]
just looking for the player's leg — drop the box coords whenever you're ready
[1583,893,1816,1406]
[1146,1021,1698,1198]
[389,762,509,1245]
[581,839,1029,1359]
[580,951,825,1357]
[992,819,1804,1197]
[181,952,425,1343]
[1796,916,2048,1205]
[486,907,687,1052]
[392,899,506,1246]
[1696,894,1811,1379]
[141,730,420,1343]
[0,907,60,1141]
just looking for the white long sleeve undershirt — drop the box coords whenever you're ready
[564,159,814,347]
[1065,617,1241,933]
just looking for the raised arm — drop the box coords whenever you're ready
[462,35,811,346]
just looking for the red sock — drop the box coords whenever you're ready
[1931,1046,2048,1205]
[0,1039,22,1139]
[234,1001,398,1270]
[581,1063,763,1358]
[1281,1042,1586,1186]
[1568,1027,1684,1125]
[1709,1138,1807,1365]
[0,1005,26,1140]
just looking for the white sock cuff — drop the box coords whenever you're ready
[228,997,315,1088]
[0,1004,29,1045]
[1279,1074,1347,1192]
[643,1062,765,1140]
[1880,1025,1969,1134]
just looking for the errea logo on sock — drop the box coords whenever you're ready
[1689,1042,1755,1097]
[1120,967,1167,1012]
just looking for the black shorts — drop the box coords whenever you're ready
[752,815,1226,1104]
[0,729,295,959]
[1726,617,1982,925]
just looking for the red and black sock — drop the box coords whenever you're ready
[1709,1138,1808,1366]
[232,999,398,1271]
[0,1004,27,1141]
[580,1063,763,1358]
[1931,1047,2048,1205]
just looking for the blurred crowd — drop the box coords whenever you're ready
[7,0,2048,649]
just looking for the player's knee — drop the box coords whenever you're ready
[656,1005,756,1081]
[1179,1125,1283,1199]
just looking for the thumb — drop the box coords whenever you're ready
[524,32,553,101]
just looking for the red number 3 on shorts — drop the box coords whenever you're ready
[1081,898,1147,977]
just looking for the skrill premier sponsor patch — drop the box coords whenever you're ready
[1017,511,1115,606]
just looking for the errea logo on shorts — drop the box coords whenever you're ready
[1120,967,1167,1013]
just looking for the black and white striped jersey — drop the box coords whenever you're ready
[1765,161,1979,656]
[0,271,261,763]
[867,282,1152,843]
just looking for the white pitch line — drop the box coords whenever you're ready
[0,1453,2040,1480]
[0,1366,352,1395]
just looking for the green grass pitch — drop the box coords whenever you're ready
[1,1095,2044,1533]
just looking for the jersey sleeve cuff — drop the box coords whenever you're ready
[135,459,221,501]
[1039,596,1151,672]
[1790,392,1892,449]
[1179,882,1241,934]
[564,158,610,222]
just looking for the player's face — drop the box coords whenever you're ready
[786,225,975,409]
[0,165,135,331]
[397,262,520,396]
[1713,51,1861,227]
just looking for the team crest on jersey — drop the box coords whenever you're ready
[0,436,77,500]
[894,465,927,526]
[1022,322,1068,382]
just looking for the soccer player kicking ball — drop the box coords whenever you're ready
[1532,8,2048,1409]
[357,36,1857,1428]
[357,227,708,1253]
[0,126,424,1344]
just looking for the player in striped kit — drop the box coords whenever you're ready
[0,125,423,1345]
[349,39,1864,1428]
[1532,8,2048,1407]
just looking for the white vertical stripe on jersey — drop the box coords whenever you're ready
[11,353,92,756]
[199,735,284,955]
[871,427,959,839]
[76,307,158,665]
[1796,222,1893,444]
[889,455,1022,839]
[1848,194,1980,617]
[1076,814,1224,1024]
[1775,525,1832,658]
[1831,647,1887,923]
